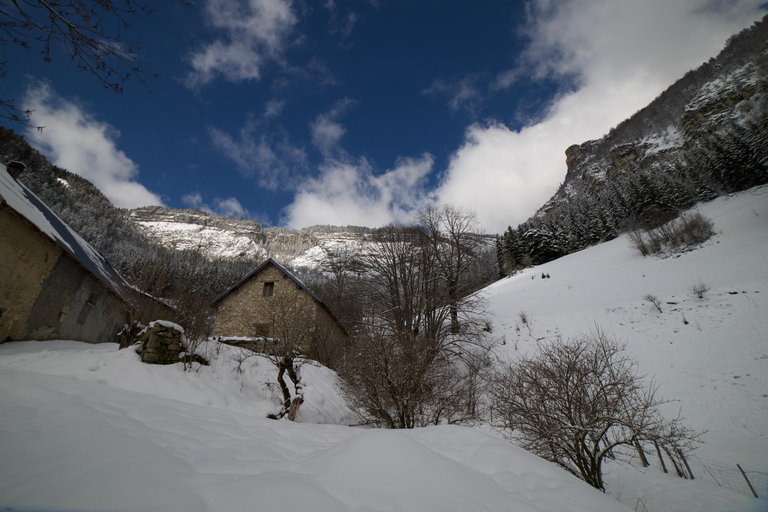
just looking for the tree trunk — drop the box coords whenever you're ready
[449,283,459,334]
[287,396,304,421]
[276,363,292,417]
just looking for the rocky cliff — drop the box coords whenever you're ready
[129,205,373,267]
[543,15,768,211]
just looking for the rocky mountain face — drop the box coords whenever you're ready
[495,16,767,272]
[129,205,373,267]
[543,14,768,211]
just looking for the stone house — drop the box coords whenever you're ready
[0,162,131,343]
[210,258,347,355]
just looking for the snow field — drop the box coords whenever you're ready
[0,341,625,512]
[485,185,768,509]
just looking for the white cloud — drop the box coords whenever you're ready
[435,0,766,233]
[324,0,358,38]
[282,154,434,229]
[182,192,255,220]
[310,98,357,157]
[22,82,164,209]
[182,192,206,210]
[282,100,435,229]
[185,0,298,88]
[214,197,251,218]
[264,99,285,119]
[423,75,484,114]
[208,117,306,190]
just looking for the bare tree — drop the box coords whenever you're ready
[490,329,700,491]
[361,224,434,337]
[1,0,192,125]
[341,212,496,428]
[318,244,365,332]
[254,292,319,421]
[340,327,489,428]
[415,205,485,333]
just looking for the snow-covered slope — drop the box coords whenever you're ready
[485,185,768,509]
[0,341,626,512]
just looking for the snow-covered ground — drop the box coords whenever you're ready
[0,342,624,512]
[485,185,768,510]
[1,186,766,511]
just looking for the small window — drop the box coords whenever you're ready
[263,282,274,297]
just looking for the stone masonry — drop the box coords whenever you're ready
[136,320,186,365]
[211,261,347,355]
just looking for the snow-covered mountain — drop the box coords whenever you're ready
[129,205,373,268]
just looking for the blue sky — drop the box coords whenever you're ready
[2,1,765,233]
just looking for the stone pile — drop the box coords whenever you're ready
[136,321,185,365]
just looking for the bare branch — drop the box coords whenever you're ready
[490,329,700,491]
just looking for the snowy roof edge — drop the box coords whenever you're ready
[0,163,129,302]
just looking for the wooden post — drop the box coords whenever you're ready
[676,448,694,480]
[663,445,685,478]
[653,440,668,473]
[635,439,649,467]
[737,464,759,498]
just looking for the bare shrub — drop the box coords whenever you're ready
[627,228,649,256]
[678,211,714,245]
[490,330,700,491]
[691,279,710,299]
[629,211,714,257]
[643,294,663,313]
[340,328,491,428]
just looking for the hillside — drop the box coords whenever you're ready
[486,185,768,509]
[1,186,766,511]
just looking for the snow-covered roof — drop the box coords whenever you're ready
[0,163,129,301]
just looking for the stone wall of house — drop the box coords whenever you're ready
[26,252,128,343]
[0,206,129,344]
[0,207,62,341]
[212,264,318,339]
[211,264,349,360]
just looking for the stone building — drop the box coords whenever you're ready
[210,259,347,354]
[0,162,131,343]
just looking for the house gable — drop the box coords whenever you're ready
[0,163,130,343]
[211,259,347,344]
